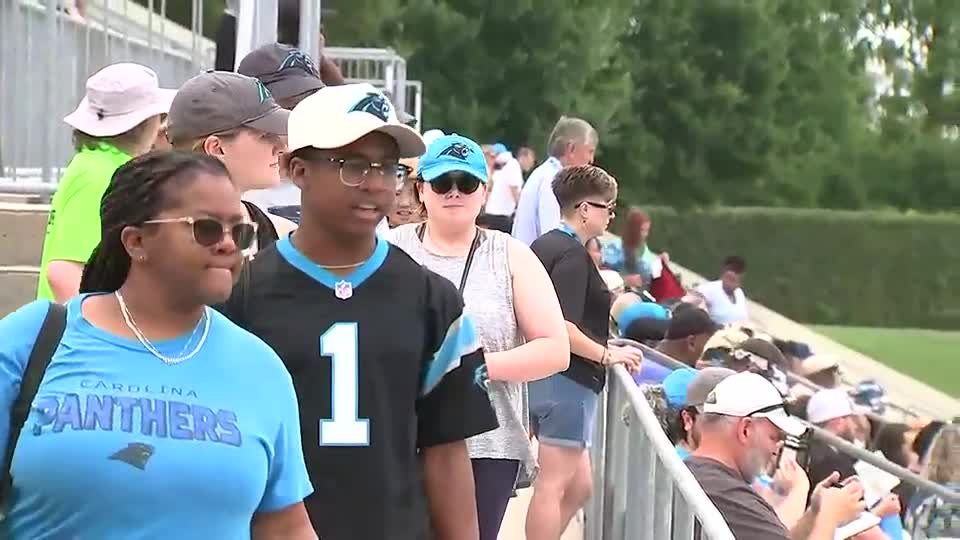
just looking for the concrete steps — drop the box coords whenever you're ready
[0,202,49,316]
[0,266,39,317]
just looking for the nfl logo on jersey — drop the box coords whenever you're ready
[334,280,353,300]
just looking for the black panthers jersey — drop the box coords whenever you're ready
[218,236,498,539]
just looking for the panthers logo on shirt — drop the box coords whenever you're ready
[350,92,392,122]
[438,143,472,160]
[109,442,155,470]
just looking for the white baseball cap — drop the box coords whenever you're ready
[702,372,806,437]
[64,63,176,137]
[806,388,856,424]
[287,83,425,158]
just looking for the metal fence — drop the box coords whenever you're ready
[585,363,735,540]
[324,46,411,117]
[0,0,214,191]
[612,340,960,526]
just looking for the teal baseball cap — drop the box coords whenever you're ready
[663,368,699,409]
[417,134,488,183]
[616,302,670,333]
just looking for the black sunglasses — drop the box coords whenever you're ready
[426,173,482,195]
[143,217,258,250]
[582,200,616,214]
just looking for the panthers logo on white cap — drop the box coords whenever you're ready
[350,92,391,122]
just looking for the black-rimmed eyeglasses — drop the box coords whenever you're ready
[317,156,411,190]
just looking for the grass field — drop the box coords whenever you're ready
[811,325,960,398]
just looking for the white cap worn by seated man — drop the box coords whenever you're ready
[702,372,806,438]
[688,372,865,540]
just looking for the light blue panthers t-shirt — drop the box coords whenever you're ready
[0,296,313,539]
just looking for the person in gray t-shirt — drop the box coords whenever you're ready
[689,372,869,539]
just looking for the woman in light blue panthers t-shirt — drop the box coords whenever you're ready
[0,152,315,539]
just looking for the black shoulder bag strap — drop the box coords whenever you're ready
[0,302,67,519]
[417,223,481,293]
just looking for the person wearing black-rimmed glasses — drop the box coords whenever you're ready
[526,165,642,539]
[215,84,498,540]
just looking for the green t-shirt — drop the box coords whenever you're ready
[36,144,131,301]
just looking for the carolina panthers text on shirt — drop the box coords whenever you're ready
[32,379,241,446]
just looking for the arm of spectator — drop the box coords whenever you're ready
[252,504,316,539]
[536,178,561,235]
[420,441,480,540]
[45,179,106,302]
[765,456,811,531]
[484,239,569,382]
[47,261,85,303]
[319,55,345,86]
[850,526,889,539]
[791,473,866,540]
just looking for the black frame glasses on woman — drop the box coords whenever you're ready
[315,156,411,191]
[142,217,258,250]
[425,172,482,195]
[581,200,616,214]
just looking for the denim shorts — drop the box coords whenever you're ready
[528,373,599,449]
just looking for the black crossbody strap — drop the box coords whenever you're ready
[0,302,67,519]
[417,224,481,294]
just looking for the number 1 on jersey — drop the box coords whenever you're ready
[319,323,370,446]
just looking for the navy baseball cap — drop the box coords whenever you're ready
[417,134,488,183]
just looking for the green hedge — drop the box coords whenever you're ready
[637,206,960,329]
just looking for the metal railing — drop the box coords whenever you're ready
[585,363,735,540]
[1,0,214,192]
[808,423,960,504]
[324,46,410,116]
[621,339,960,511]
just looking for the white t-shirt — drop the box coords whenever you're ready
[696,280,748,325]
[485,154,524,216]
[243,180,301,209]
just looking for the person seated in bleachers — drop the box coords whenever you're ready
[696,255,749,325]
[905,423,960,539]
[663,367,735,459]
[600,207,668,291]
[805,389,905,536]
[799,354,843,389]
[687,372,868,539]
[656,305,721,368]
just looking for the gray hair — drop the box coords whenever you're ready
[698,413,740,432]
[547,116,598,158]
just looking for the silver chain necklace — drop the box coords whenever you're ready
[115,291,210,365]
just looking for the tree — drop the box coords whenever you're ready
[327,0,635,155]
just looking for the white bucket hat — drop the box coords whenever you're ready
[64,63,177,137]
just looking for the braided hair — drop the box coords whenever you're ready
[79,151,230,294]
